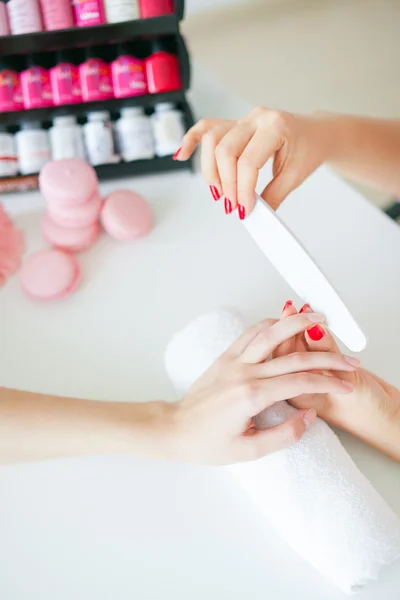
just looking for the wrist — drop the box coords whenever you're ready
[311,112,351,164]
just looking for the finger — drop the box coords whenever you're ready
[273,300,297,358]
[260,152,297,211]
[241,313,325,364]
[201,122,235,200]
[243,372,353,417]
[227,318,277,357]
[239,408,317,460]
[176,119,231,161]
[252,351,359,379]
[215,122,255,212]
[237,127,280,217]
[299,303,341,353]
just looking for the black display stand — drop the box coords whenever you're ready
[0,0,195,193]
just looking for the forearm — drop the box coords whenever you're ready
[0,387,173,465]
[319,114,400,197]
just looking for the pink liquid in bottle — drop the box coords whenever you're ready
[50,51,82,105]
[39,0,74,31]
[79,47,113,101]
[111,45,147,99]
[0,63,24,112]
[21,55,53,109]
[0,2,10,36]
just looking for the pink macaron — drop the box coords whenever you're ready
[42,213,100,252]
[48,192,102,229]
[20,249,81,301]
[100,190,153,241]
[39,159,98,207]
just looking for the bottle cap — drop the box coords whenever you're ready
[20,121,42,131]
[120,107,144,118]
[155,103,175,112]
[87,111,110,122]
[53,115,77,127]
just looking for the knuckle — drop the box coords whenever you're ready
[252,105,269,118]
[267,110,288,130]
[296,372,313,387]
[203,130,219,147]
[237,153,254,168]
[284,420,304,446]
[240,379,259,399]
[215,140,234,158]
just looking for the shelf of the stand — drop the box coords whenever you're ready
[0,15,179,57]
[0,90,186,126]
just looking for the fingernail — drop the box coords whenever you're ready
[307,313,325,323]
[172,147,181,160]
[344,355,360,367]
[341,380,354,391]
[224,198,232,214]
[307,324,324,341]
[238,204,246,220]
[299,303,311,313]
[209,185,221,201]
[303,408,317,430]
[282,300,293,312]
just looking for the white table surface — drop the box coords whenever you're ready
[1,65,400,599]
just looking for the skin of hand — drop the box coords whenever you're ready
[168,312,357,465]
[0,314,357,465]
[276,301,400,462]
[175,110,400,217]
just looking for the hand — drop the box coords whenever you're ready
[276,301,400,462]
[175,108,334,216]
[167,313,357,465]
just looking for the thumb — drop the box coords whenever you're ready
[241,408,317,460]
[299,303,341,353]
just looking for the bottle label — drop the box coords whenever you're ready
[105,0,139,23]
[83,122,115,166]
[22,67,53,109]
[80,59,113,101]
[0,70,24,111]
[117,118,154,161]
[112,57,147,98]
[50,64,82,105]
[73,0,104,27]
[50,127,85,161]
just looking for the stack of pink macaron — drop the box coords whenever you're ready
[39,159,102,252]
[0,204,25,288]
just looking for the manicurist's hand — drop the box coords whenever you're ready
[275,301,400,463]
[169,312,357,464]
[174,108,331,217]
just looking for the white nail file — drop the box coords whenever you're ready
[242,196,367,352]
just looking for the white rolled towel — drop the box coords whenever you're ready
[165,308,400,594]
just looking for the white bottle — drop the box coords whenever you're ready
[83,111,119,166]
[104,0,139,23]
[115,107,154,162]
[15,122,51,175]
[0,128,18,177]
[7,0,43,34]
[49,115,85,161]
[151,103,185,157]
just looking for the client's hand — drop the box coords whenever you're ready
[170,312,356,464]
[276,301,400,462]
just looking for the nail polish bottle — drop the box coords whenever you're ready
[151,102,185,157]
[0,126,18,177]
[15,121,51,175]
[139,0,173,18]
[145,39,182,94]
[21,54,53,109]
[111,43,147,98]
[50,50,82,105]
[7,0,43,34]
[79,46,113,102]
[103,0,139,23]
[72,0,105,27]
[39,0,74,31]
[0,2,10,36]
[0,59,24,113]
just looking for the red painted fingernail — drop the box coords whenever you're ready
[307,325,324,341]
[299,303,311,313]
[238,204,246,220]
[224,198,232,214]
[209,185,221,201]
[282,300,293,312]
[172,147,181,160]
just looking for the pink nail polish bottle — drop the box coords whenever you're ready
[7,0,43,34]
[0,2,10,36]
[111,44,147,99]
[145,39,182,94]
[21,54,53,110]
[50,50,82,105]
[72,0,106,27]
[39,0,74,30]
[139,0,174,18]
[79,46,113,102]
[0,60,24,113]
